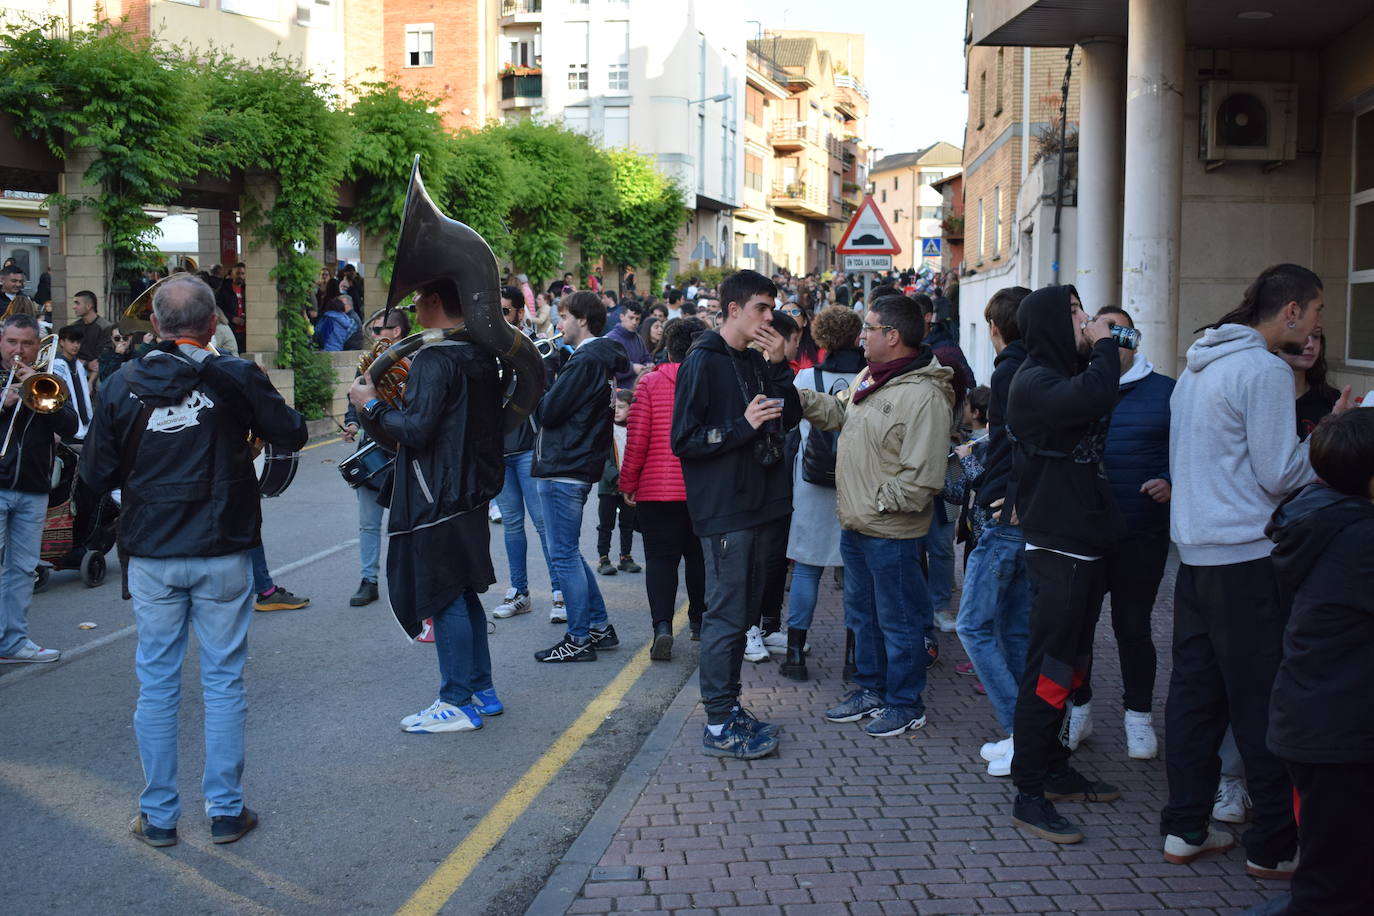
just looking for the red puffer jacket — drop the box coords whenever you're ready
[619,362,687,502]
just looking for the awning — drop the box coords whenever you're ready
[0,213,48,246]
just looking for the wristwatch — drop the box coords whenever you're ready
[362,397,383,419]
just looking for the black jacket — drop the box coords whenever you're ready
[975,340,1026,511]
[80,343,306,557]
[1267,483,1374,763]
[0,384,78,494]
[1005,286,1121,555]
[671,330,801,536]
[363,339,504,534]
[532,336,628,483]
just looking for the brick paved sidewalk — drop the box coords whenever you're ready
[562,554,1288,915]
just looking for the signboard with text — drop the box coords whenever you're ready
[843,254,892,272]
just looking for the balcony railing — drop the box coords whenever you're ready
[500,0,541,15]
[500,72,543,102]
[770,181,829,217]
[833,73,870,100]
[769,119,812,148]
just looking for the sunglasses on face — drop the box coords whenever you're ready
[368,326,387,335]
[501,307,516,316]
[782,307,802,316]
[111,335,125,342]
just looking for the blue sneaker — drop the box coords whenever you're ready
[702,714,779,759]
[865,706,927,737]
[472,688,503,717]
[824,688,884,723]
[403,702,482,733]
[732,705,780,739]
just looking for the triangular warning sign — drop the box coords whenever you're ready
[835,194,902,256]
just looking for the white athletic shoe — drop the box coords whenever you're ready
[743,626,769,663]
[987,746,1013,777]
[1124,710,1158,760]
[0,639,60,664]
[403,701,481,734]
[980,735,1014,762]
[401,699,445,729]
[933,610,958,633]
[761,630,788,654]
[1066,701,1093,751]
[549,590,567,624]
[493,588,531,619]
[1164,828,1235,865]
[1212,775,1251,824]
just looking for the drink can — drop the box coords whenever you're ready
[1109,323,1141,350]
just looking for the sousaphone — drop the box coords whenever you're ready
[366,155,545,432]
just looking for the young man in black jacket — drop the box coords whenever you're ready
[531,291,629,662]
[82,276,306,847]
[672,269,800,759]
[1003,284,1122,845]
[351,279,506,732]
[1259,409,1374,916]
[0,314,78,665]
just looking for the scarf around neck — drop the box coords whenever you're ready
[851,350,931,404]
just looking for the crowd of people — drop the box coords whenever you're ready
[4,238,1368,914]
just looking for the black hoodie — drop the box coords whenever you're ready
[671,330,801,536]
[975,338,1027,511]
[0,379,78,494]
[1005,286,1121,555]
[81,343,306,558]
[532,335,629,483]
[1266,483,1374,763]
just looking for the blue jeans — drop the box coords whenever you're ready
[786,561,824,631]
[433,590,493,706]
[358,486,384,582]
[840,530,930,711]
[917,504,955,616]
[249,543,271,594]
[128,552,255,829]
[0,489,46,656]
[955,524,1031,735]
[495,451,558,593]
[537,479,607,640]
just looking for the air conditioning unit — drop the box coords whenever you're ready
[1199,80,1298,162]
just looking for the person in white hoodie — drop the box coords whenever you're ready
[1161,263,1350,879]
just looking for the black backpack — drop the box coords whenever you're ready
[801,367,842,487]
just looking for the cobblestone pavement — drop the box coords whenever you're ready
[561,552,1288,915]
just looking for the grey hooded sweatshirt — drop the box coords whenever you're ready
[1169,323,1315,565]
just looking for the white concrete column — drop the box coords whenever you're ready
[1075,38,1125,312]
[1121,0,1185,374]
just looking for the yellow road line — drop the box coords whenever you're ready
[300,436,342,452]
[394,607,689,916]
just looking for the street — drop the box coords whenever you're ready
[0,437,696,916]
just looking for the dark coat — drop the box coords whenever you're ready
[974,339,1026,511]
[0,385,78,493]
[1267,484,1374,763]
[1103,369,1174,536]
[532,336,629,483]
[80,343,306,557]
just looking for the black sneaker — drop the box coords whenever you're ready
[732,705,780,739]
[535,634,598,663]
[924,634,940,668]
[589,624,620,649]
[129,813,177,848]
[211,807,258,844]
[349,579,379,607]
[1011,794,1083,844]
[689,626,701,641]
[702,714,778,760]
[255,587,309,612]
[824,688,884,723]
[1045,767,1121,803]
[649,621,673,661]
[617,555,642,573]
[597,556,617,576]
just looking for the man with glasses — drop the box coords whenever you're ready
[800,295,954,739]
[341,308,411,607]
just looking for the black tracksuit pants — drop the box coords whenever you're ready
[1011,549,1106,795]
[1072,533,1170,713]
[635,500,705,632]
[1160,558,1296,868]
[596,493,635,559]
[1284,759,1374,915]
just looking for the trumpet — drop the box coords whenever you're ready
[0,334,68,458]
[533,331,564,358]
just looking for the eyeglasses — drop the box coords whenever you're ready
[501,307,516,316]
[862,323,896,334]
[782,308,802,316]
[110,335,125,342]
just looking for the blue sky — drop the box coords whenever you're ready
[739,0,970,159]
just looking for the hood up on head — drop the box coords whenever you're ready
[1016,285,1079,375]
[1267,482,1374,595]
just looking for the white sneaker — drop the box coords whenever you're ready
[1066,701,1093,750]
[1124,710,1158,760]
[549,590,567,624]
[1246,856,1298,880]
[1164,828,1235,865]
[401,698,444,729]
[987,746,1013,777]
[493,588,531,619]
[933,610,958,633]
[761,630,788,654]
[0,639,60,664]
[1212,775,1251,824]
[402,701,481,734]
[980,735,1014,762]
[743,626,768,662]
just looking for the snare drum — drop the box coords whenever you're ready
[338,440,394,489]
[254,442,300,497]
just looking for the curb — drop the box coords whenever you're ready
[525,664,700,916]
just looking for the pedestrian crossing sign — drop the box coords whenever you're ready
[921,238,942,258]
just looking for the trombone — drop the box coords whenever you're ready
[533,331,564,358]
[0,334,69,458]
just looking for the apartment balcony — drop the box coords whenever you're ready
[769,119,812,151]
[500,71,543,108]
[499,0,541,24]
[769,181,830,220]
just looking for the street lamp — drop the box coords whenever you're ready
[689,93,732,105]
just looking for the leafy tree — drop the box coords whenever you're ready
[600,150,689,290]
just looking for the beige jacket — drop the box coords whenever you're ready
[801,358,954,539]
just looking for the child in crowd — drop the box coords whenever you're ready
[597,389,640,576]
